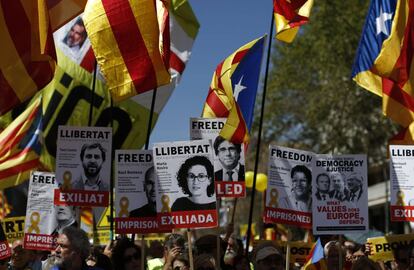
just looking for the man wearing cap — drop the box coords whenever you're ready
[253,242,284,270]
[346,173,363,202]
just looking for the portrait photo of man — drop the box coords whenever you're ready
[329,172,350,202]
[52,205,78,235]
[72,143,109,191]
[129,166,157,217]
[279,165,312,212]
[62,17,87,53]
[213,136,245,182]
[346,172,363,202]
[315,173,331,201]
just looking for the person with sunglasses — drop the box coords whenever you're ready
[171,156,216,212]
[111,237,142,270]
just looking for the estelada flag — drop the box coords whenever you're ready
[0,0,86,115]
[303,238,327,270]
[83,0,171,103]
[273,0,314,43]
[202,36,265,144]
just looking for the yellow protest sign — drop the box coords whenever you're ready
[254,239,314,265]
[367,234,414,262]
[1,217,25,242]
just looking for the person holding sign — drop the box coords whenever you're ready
[279,165,312,212]
[129,166,157,217]
[171,156,216,211]
[213,136,245,182]
[72,143,109,191]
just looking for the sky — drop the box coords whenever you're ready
[149,0,273,147]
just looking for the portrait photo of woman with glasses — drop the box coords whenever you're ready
[171,155,216,211]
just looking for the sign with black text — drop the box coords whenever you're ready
[153,140,218,229]
[55,126,112,207]
[190,118,246,198]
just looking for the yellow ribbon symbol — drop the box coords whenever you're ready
[396,190,405,206]
[119,197,129,217]
[62,171,72,191]
[27,212,41,234]
[269,188,279,208]
[161,194,171,213]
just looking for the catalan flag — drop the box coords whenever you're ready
[303,238,327,270]
[0,96,42,190]
[202,37,265,144]
[273,0,314,43]
[0,0,86,116]
[83,0,171,103]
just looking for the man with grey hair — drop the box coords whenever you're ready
[329,172,350,202]
[52,227,95,270]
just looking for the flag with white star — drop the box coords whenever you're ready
[353,0,414,132]
[202,36,266,144]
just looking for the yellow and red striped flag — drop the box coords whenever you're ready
[0,96,42,189]
[273,0,314,43]
[83,0,171,103]
[0,0,86,116]
[0,191,12,219]
[202,37,265,144]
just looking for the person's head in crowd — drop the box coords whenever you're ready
[148,240,164,259]
[224,234,243,265]
[65,18,87,48]
[161,234,185,268]
[316,173,330,194]
[344,241,358,261]
[252,241,284,270]
[351,257,380,270]
[111,237,142,270]
[324,240,345,270]
[80,143,106,180]
[10,239,36,270]
[172,253,189,270]
[54,227,90,270]
[177,156,215,201]
[194,254,216,270]
[392,243,414,270]
[347,173,363,193]
[233,255,250,270]
[87,246,112,270]
[195,234,227,258]
[144,166,156,205]
[290,165,312,201]
[214,136,242,171]
[331,172,346,193]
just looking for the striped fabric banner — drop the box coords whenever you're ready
[273,0,314,43]
[202,37,265,144]
[83,0,171,103]
[0,0,86,116]
[0,96,42,190]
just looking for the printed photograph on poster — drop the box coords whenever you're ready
[153,140,218,229]
[264,145,313,228]
[115,150,161,233]
[24,172,59,250]
[312,154,368,235]
[55,126,112,207]
[53,15,91,64]
[0,222,11,260]
[389,145,414,221]
[190,118,246,197]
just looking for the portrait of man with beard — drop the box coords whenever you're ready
[72,143,109,191]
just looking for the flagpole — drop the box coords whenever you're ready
[88,61,98,126]
[245,11,274,255]
[110,97,115,241]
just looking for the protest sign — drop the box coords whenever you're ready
[367,234,414,262]
[389,145,414,221]
[24,172,59,250]
[254,240,314,265]
[312,154,368,234]
[55,126,112,207]
[190,118,246,197]
[264,146,313,228]
[115,150,161,233]
[1,217,25,243]
[153,140,218,229]
[0,222,11,260]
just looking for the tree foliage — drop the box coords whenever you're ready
[254,0,398,166]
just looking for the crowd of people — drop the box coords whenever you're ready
[1,227,414,270]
